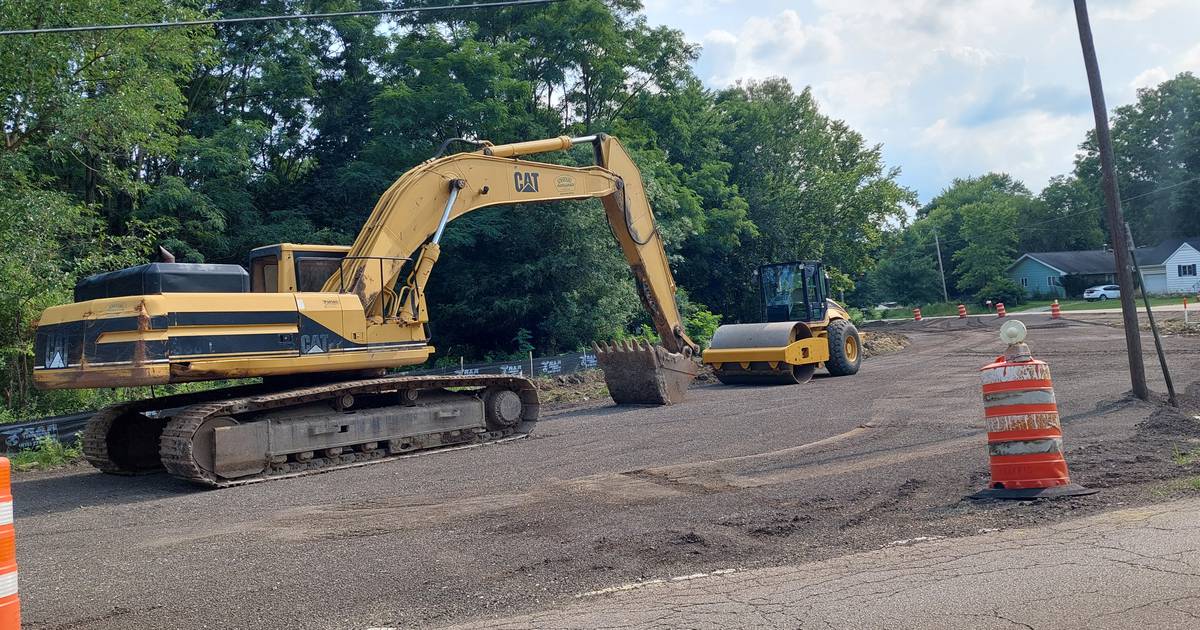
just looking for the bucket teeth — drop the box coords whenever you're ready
[593,340,698,405]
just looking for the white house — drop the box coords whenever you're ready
[1136,237,1200,294]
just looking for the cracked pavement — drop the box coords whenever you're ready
[440,499,1200,630]
[12,313,1200,629]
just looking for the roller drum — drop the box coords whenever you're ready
[707,321,816,385]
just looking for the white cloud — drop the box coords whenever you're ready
[916,111,1093,192]
[643,0,1200,201]
[1130,67,1169,91]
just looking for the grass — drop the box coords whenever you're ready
[1172,446,1200,467]
[876,302,966,320]
[1152,476,1200,499]
[1013,297,1188,312]
[9,435,83,472]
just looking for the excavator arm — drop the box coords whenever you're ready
[322,134,699,403]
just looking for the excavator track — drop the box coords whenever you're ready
[81,403,140,475]
[84,375,538,488]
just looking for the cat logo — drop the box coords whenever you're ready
[301,334,331,354]
[45,334,67,369]
[514,171,540,193]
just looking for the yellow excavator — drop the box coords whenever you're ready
[702,261,861,384]
[32,134,698,487]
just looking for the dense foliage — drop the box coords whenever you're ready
[858,72,1200,307]
[1,0,912,418]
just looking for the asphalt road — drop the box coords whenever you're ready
[443,499,1200,629]
[14,314,1200,630]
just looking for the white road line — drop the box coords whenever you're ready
[575,568,737,598]
[887,535,945,546]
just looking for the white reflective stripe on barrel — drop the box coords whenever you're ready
[988,437,1063,456]
[0,501,11,526]
[0,571,16,598]
[986,413,1061,433]
[982,389,1056,407]
[980,362,1050,384]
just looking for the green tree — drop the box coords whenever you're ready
[952,199,1019,296]
[1069,72,1200,244]
[0,0,213,206]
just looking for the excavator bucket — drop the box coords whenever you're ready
[593,339,699,405]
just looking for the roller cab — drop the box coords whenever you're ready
[702,261,861,385]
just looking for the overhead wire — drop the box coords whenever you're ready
[922,174,1200,250]
[0,0,564,36]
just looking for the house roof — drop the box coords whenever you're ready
[1009,237,1200,275]
[1009,250,1116,275]
[1133,237,1200,265]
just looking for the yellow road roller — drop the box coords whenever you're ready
[702,261,861,384]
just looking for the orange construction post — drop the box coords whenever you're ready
[0,458,18,629]
[973,324,1096,499]
[1050,299,1061,319]
[913,307,922,321]
[996,302,1007,318]
[957,304,967,318]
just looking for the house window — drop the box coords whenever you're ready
[1047,276,1059,287]
[1020,277,1028,287]
[1180,264,1198,277]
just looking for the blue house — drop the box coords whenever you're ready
[1006,250,1116,298]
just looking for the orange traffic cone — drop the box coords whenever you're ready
[957,304,967,318]
[913,307,922,321]
[0,459,17,628]
[996,302,1007,318]
[1050,300,1061,319]
[973,322,1095,499]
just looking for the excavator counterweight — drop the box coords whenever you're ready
[32,134,698,486]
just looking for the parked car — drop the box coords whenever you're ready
[875,301,900,310]
[1083,284,1120,301]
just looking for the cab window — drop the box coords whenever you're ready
[250,256,278,293]
[296,257,343,292]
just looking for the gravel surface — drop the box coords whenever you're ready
[13,313,1200,630]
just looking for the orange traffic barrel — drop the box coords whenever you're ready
[996,302,1007,317]
[1050,300,1061,319]
[957,304,967,318]
[913,307,922,321]
[0,458,17,629]
[973,325,1095,499]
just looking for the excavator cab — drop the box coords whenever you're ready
[759,261,828,324]
[248,244,351,293]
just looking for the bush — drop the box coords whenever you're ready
[10,435,83,471]
[975,278,1025,306]
[685,307,721,349]
[847,308,866,327]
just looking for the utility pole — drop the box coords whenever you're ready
[934,229,949,303]
[1074,0,1148,401]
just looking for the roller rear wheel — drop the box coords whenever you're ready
[825,319,861,376]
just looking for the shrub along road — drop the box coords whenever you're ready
[13,314,1200,630]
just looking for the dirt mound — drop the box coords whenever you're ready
[862,331,910,358]
[1107,316,1200,337]
[535,370,610,405]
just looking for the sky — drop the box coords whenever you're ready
[639,0,1200,203]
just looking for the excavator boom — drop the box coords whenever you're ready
[324,133,698,403]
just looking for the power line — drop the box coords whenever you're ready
[925,174,1200,250]
[0,0,563,36]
